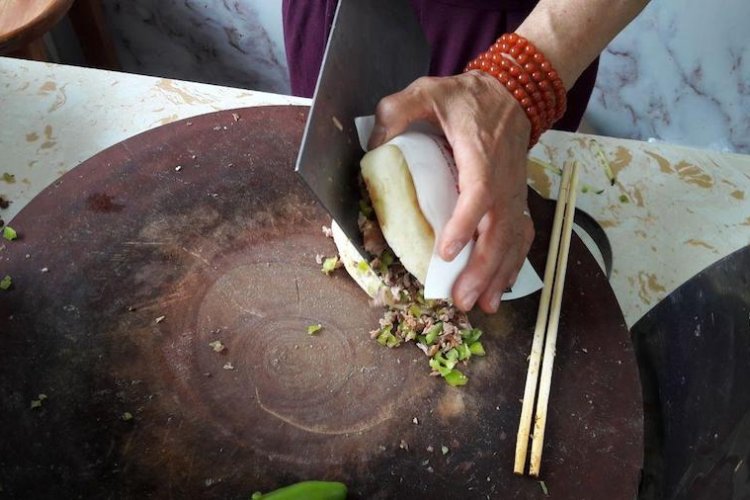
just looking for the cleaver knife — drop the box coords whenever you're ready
[295,0,430,252]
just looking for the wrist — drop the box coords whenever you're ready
[465,33,567,147]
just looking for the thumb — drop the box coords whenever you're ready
[368,77,437,149]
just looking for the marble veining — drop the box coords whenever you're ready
[101,0,290,94]
[585,0,750,154]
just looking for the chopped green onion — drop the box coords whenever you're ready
[121,412,134,421]
[307,324,322,335]
[2,172,15,183]
[444,369,468,387]
[469,341,486,356]
[408,304,422,317]
[619,194,630,203]
[321,256,339,275]
[0,275,11,290]
[3,226,17,241]
[591,141,616,185]
[356,260,369,272]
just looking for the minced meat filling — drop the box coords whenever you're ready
[357,194,485,387]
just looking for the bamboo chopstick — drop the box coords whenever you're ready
[529,161,580,476]
[514,161,580,476]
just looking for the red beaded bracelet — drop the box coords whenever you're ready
[465,33,567,148]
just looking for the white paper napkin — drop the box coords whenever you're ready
[355,116,542,301]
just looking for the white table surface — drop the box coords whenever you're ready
[1,57,749,327]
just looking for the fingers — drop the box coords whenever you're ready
[451,209,506,311]
[477,216,534,313]
[368,77,438,149]
[452,205,534,313]
[438,175,493,261]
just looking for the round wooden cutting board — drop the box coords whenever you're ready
[0,106,642,499]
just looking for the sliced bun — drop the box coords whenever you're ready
[360,144,434,284]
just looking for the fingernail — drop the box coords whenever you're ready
[460,289,479,311]
[490,293,502,312]
[443,240,464,261]
[368,125,386,149]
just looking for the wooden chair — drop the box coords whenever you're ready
[0,0,119,69]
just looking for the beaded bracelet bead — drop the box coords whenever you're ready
[465,33,567,148]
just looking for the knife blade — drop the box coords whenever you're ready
[295,0,430,253]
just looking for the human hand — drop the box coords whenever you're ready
[368,71,534,313]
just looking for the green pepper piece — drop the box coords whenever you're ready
[424,323,442,345]
[257,480,348,500]
[321,257,339,275]
[469,341,486,356]
[456,343,472,361]
[408,304,422,317]
[460,328,482,344]
[3,226,17,241]
[444,369,468,387]
[358,199,373,217]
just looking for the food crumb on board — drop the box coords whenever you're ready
[128,306,137,312]
[426,445,434,453]
[232,113,240,122]
[155,315,166,324]
[539,480,549,496]
[321,225,333,238]
[30,394,47,410]
[399,439,409,451]
[315,253,325,265]
[441,445,449,455]
[412,417,419,425]
[208,340,226,353]
[40,267,48,273]
[223,362,235,370]
[121,412,134,421]
[332,116,344,132]
[426,466,434,473]
[174,165,182,172]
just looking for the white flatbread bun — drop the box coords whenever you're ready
[360,144,434,284]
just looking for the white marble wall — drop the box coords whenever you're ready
[101,0,290,94]
[97,0,748,154]
[585,0,750,154]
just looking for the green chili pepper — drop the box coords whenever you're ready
[252,481,348,500]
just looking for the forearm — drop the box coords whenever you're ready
[516,0,649,89]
